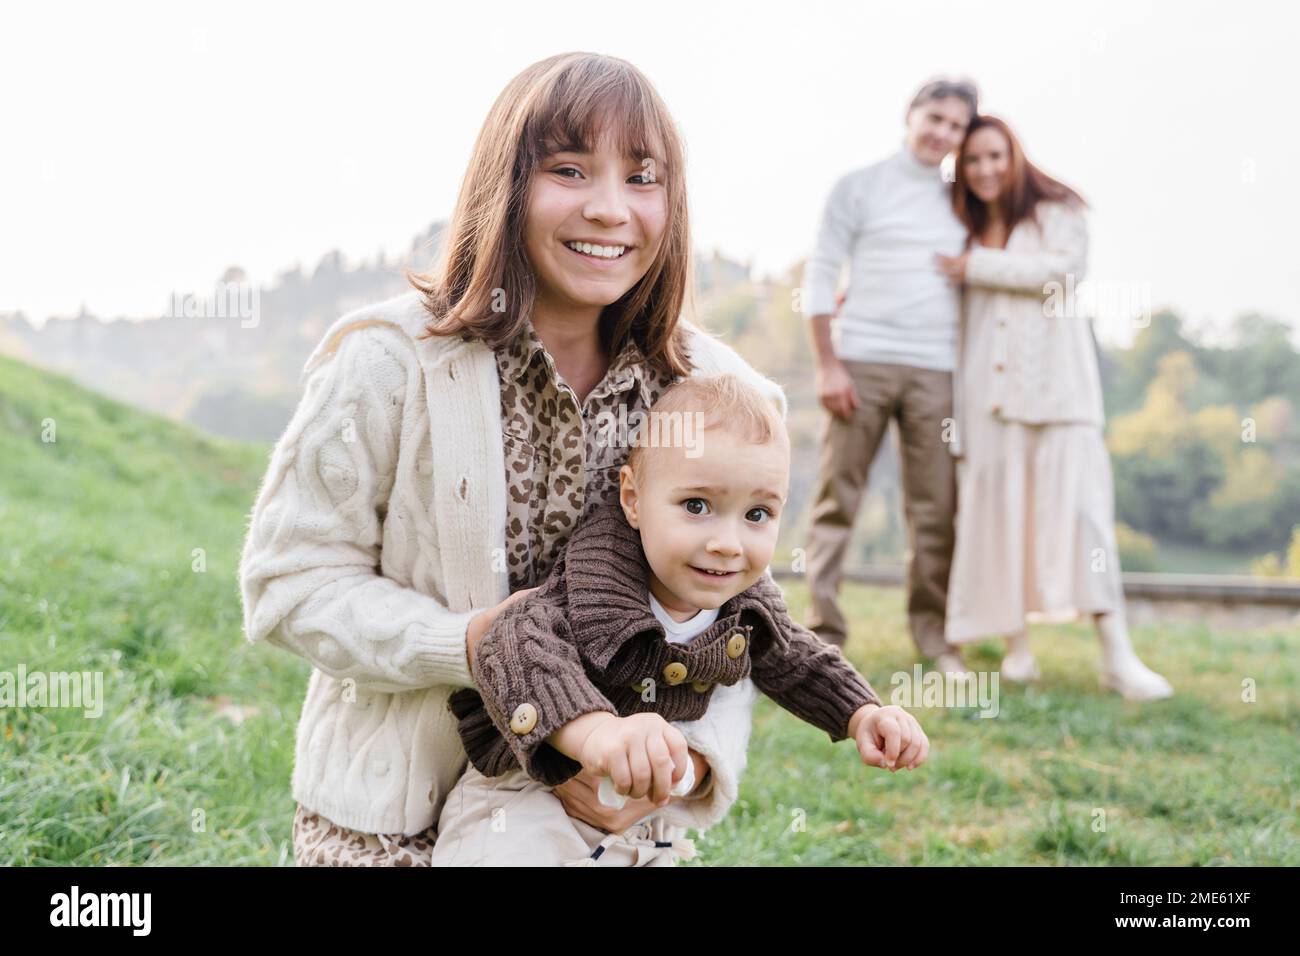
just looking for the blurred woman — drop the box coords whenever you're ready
[935,116,1172,700]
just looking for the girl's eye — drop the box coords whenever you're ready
[746,507,773,524]
[550,165,658,185]
[683,498,709,516]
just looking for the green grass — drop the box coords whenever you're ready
[0,354,305,865]
[2,352,1297,865]
[689,587,1300,865]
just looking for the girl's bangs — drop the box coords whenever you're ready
[529,74,671,172]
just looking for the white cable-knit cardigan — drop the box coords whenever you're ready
[238,290,787,836]
[950,200,1103,458]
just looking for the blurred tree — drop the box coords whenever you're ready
[1191,447,1285,549]
[1200,313,1300,409]
[1104,310,1199,416]
[1252,525,1300,579]
[1108,352,1232,540]
[1115,521,1158,572]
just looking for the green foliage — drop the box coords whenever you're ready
[1192,449,1298,549]
[1253,526,1300,579]
[1105,322,1300,557]
[1108,353,1233,540]
[1102,310,1200,416]
[1199,313,1300,410]
[1115,522,1157,572]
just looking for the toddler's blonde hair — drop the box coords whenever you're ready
[625,373,788,488]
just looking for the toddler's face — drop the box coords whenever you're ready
[618,427,789,618]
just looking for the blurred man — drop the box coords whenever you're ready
[800,78,977,674]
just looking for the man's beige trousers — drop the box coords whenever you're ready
[804,360,958,660]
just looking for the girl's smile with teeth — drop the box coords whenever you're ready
[563,240,629,260]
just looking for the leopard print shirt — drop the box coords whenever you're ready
[495,320,678,592]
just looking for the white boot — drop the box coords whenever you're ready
[999,629,1041,683]
[1096,611,1173,700]
[934,650,972,676]
[934,650,976,694]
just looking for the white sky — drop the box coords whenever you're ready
[2,0,1296,347]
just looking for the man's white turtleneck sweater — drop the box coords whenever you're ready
[801,144,968,372]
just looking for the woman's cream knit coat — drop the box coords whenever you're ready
[238,290,788,836]
[951,200,1103,458]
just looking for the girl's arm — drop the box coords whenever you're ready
[238,325,480,692]
[964,201,1089,295]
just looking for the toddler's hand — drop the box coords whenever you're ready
[597,757,694,810]
[577,713,690,805]
[849,703,929,772]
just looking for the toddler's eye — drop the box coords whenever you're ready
[684,498,709,516]
[746,507,772,524]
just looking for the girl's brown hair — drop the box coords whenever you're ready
[952,114,1087,242]
[407,52,696,380]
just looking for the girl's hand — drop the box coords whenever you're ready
[849,703,929,772]
[934,251,969,286]
[466,586,540,669]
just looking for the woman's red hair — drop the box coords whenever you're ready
[952,115,1087,241]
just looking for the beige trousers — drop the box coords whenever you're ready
[429,765,693,867]
[805,360,958,659]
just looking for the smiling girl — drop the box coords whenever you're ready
[238,52,789,865]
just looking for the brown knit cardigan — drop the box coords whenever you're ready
[449,498,883,786]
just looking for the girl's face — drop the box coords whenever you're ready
[962,126,1012,205]
[524,134,668,315]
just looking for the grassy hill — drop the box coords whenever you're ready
[1,352,1297,865]
[0,353,307,864]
